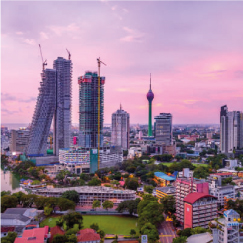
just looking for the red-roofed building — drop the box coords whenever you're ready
[77,228,100,243]
[14,226,50,243]
[49,226,65,243]
[184,193,217,229]
[1,226,15,238]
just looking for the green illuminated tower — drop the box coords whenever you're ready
[147,74,154,136]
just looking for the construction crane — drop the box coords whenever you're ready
[97,57,106,170]
[66,48,71,60]
[39,44,47,71]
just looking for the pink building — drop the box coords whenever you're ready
[175,178,209,224]
[184,193,217,229]
[73,136,77,145]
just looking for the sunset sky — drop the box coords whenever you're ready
[2,1,243,125]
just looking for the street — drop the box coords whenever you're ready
[158,221,177,243]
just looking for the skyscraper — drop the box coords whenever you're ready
[26,56,72,156]
[154,113,173,145]
[78,71,105,148]
[147,74,154,136]
[26,69,57,156]
[111,105,130,150]
[220,105,243,154]
[53,57,72,154]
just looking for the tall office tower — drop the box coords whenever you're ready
[53,57,72,154]
[220,105,243,154]
[154,113,173,145]
[147,74,154,136]
[26,69,57,156]
[10,128,30,153]
[111,105,130,150]
[78,71,105,148]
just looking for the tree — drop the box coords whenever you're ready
[21,194,37,208]
[193,166,209,179]
[178,228,192,237]
[65,228,79,236]
[52,234,68,243]
[12,191,25,205]
[62,212,83,230]
[160,195,176,215]
[1,232,17,243]
[140,223,159,243]
[58,198,75,211]
[90,223,99,231]
[1,195,18,213]
[97,229,105,239]
[61,190,80,203]
[88,177,101,186]
[1,191,11,197]
[191,227,207,235]
[116,198,141,215]
[44,206,53,216]
[125,177,139,190]
[102,200,113,211]
[172,236,187,243]
[130,229,136,237]
[144,185,154,194]
[92,200,101,210]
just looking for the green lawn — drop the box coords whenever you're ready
[192,163,209,168]
[40,215,138,235]
[160,162,208,168]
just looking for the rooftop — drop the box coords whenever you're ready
[37,186,135,194]
[154,172,176,181]
[49,226,64,242]
[211,172,233,176]
[156,186,176,194]
[77,228,100,242]
[184,192,217,204]
[1,226,15,233]
[186,232,213,243]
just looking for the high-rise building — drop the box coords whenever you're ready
[53,57,72,154]
[10,128,30,153]
[220,105,243,154]
[154,113,173,146]
[26,69,57,156]
[111,105,130,150]
[26,56,72,157]
[147,74,154,136]
[78,71,105,148]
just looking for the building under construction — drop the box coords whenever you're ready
[78,71,105,148]
[26,55,72,157]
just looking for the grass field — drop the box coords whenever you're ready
[192,163,209,167]
[40,215,138,235]
[161,162,208,168]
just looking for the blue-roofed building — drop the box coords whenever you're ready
[154,172,176,187]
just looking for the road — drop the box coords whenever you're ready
[158,221,177,243]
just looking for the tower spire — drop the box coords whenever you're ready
[120,103,122,110]
[150,73,151,90]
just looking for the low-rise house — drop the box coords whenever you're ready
[1,226,15,238]
[186,232,213,243]
[77,228,100,243]
[14,226,50,243]
[49,226,65,242]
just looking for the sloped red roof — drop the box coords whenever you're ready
[184,192,217,204]
[50,226,65,242]
[77,228,100,242]
[1,226,15,233]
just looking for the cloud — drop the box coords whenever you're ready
[16,31,23,35]
[111,5,117,11]
[183,100,198,105]
[22,38,36,45]
[120,26,144,43]
[123,8,129,13]
[1,108,20,115]
[40,31,49,40]
[48,23,80,36]
[1,93,36,104]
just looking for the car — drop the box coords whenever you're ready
[90,209,95,211]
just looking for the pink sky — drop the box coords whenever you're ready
[1,1,243,125]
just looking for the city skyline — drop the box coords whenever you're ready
[2,1,243,124]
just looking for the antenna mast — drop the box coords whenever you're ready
[66,48,71,60]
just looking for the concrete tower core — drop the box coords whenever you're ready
[147,74,154,136]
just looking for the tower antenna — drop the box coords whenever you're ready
[39,44,47,71]
[97,57,106,170]
[150,73,151,90]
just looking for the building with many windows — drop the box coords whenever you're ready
[154,113,172,146]
[10,128,30,153]
[78,71,105,148]
[36,186,136,206]
[111,106,130,150]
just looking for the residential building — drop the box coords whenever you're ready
[175,178,209,224]
[184,193,217,229]
[77,228,100,243]
[210,209,243,243]
[220,105,243,154]
[78,71,105,148]
[111,105,130,150]
[154,113,172,145]
[178,168,194,178]
[10,128,30,153]
[36,186,136,205]
[53,57,72,155]
[155,186,176,199]
[26,57,72,157]
[14,226,50,243]
[147,74,154,137]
